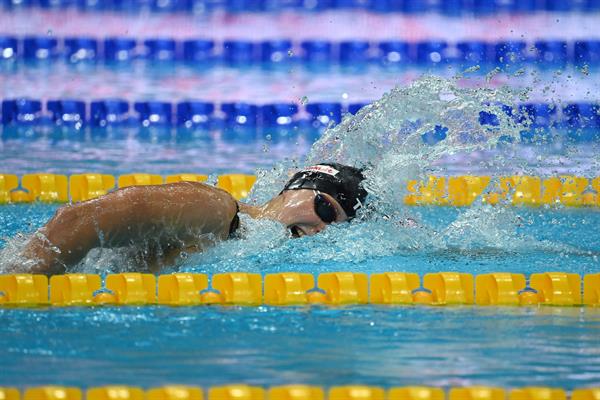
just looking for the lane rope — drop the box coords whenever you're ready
[0,271,598,307]
[1,385,599,400]
[1,173,599,206]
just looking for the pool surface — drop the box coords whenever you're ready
[2,1,600,394]
[1,202,600,389]
[1,305,599,389]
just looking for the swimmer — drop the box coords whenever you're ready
[8,163,367,276]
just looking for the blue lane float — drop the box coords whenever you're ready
[574,40,600,67]
[0,36,18,61]
[260,39,293,64]
[64,37,98,63]
[301,40,333,65]
[47,100,87,128]
[494,40,528,68]
[143,38,178,62]
[456,40,490,68]
[1,36,600,68]
[221,102,258,126]
[223,40,256,66]
[4,0,600,13]
[177,101,214,128]
[259,103,298,126]
[347,102,369,115]
[339,40,370,65]
[2,99,600,143]
[305,102,342,127]
[183,39,215,64]
[517,103,558,143]
[134,101,174,127]
[103,37,137,63]
[1,99,42,126]
[22,36,59,61]
[378,41,410,67]
[563,103,600,142]
[533,40,568,69]
[91,99,130,127]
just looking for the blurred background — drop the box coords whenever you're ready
[1,0,599,174]
[2,3,600,390]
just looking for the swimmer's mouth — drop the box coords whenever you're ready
[289,225,305,238]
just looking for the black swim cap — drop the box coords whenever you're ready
[282,163,368,219]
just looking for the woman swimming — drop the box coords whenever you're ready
[9,163,367,275]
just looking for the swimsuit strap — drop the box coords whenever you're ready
[229,202,240,238]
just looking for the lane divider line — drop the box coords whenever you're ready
[0,272,598,307]
[0,385,598,400]
[1,173,599,206]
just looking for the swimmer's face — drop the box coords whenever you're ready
[276,189,348,237]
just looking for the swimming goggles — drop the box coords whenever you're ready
[314,192,337,224]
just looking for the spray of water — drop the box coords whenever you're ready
[179,75,577,273]
[0,75,584,275]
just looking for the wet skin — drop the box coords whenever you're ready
[249,189,349,237]
[12,183,347,275]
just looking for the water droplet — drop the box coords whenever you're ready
[485,67,500,83]
[287,50,294,57]
[265,134,272,141]
[463,65,480,74]
[300,96,308,105]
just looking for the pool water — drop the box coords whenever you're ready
[1,202,599,389]
[1,59,598,111]
[1,304,599,389]
[1,131,600,176]
[0,128,313,175]
[2,84,600,388]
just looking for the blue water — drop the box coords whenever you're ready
[1,301,599,389]
[0,128,313,174]
[2,205,600,275]
[3,0,600,392]
[2,131,600,177]
[1,72,600,391]
[1,204,600,389]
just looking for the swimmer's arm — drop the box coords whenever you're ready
[18,182,238,275]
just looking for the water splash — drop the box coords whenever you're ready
[177,75,575,272]
[0,233,39,274]
[251,76,528,210]
[0,75,588,275]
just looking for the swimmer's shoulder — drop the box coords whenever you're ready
[171,181,239,209]
[162,180,236,199]
[176,181,241,237]
[161,181,240,236]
